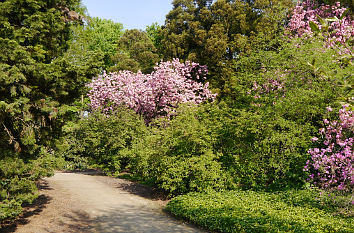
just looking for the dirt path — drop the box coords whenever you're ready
[5,171,205,233]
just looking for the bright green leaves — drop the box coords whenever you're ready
[309,21,320,33]
[69,17,123,70]
[167,190,354,232]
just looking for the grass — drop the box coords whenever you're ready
[167,189,354,233]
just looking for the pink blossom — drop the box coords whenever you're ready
[287,1,353,52]
[87,59,216,122]
[305,106,353,192]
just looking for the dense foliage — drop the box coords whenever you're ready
[69,16,123,70]
[57,107,147,174]
[124,104,226,195]
[0,0,99,222]
[167,190,354,232]
[221,37,352,189]
[161,0,293,91]
[0,154,62,221]
[0,0,80,157]
[110,29,160,73]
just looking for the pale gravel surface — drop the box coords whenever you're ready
[6,171,205,233]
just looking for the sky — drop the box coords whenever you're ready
[81,0,173,30]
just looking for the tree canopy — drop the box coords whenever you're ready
[111,29,160,73]
[0,0,99,158]
[161,0,293,92]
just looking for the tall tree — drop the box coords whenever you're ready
[0,0,96,158]
[146,22,164,54]
[77,17,124,69]
[111,29,160,73]
[161,0,293,93]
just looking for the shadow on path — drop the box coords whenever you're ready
[1,180,52,233]
[61,204,203,233]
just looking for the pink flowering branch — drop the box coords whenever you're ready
[305,105,353,193]
[86,59,216,122]
[288,1,353,53]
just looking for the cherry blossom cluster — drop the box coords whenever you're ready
[247,77,286,107]
[248,79,285,98]
[305,105,353,192]
[87,59,216,122]
[288,1,353,48]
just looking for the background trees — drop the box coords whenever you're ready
[110,29,160,73]
[70,17,124,70]
[160,0,293,92]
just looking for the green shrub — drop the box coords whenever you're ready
[216,39,352,189]
[128,104,227,195]
[167,189,354,233]
[59,107,148,174]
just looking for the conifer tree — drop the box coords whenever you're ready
[0,0,94,158]
[161,0,293,92]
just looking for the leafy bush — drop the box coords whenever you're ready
[218,38,352,189]
[127,104,226,195]
[167,189,354,233]
[59,107,148,174]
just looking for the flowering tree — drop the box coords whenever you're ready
[305,105,353,192]
[87,59,216,122]
[288,1,353,49]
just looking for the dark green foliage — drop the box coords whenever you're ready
[110,29,160,73]
[0,153,62,222]
[167,189,354,233]
[0,0,91,157]
[161,0,293,91]
[0,0,101,223]
[59,107,148,174]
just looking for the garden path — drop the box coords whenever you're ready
[9,171,204,233]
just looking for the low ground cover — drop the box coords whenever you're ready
[167,189,354,233]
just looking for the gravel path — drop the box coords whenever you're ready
[5,171,204,233]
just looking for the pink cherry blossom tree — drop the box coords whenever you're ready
[87,59,216,122]
[288,1,353,51]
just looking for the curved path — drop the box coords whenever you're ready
[10,171,205,233]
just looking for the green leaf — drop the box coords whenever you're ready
[325,17,339,22]
[317,15,327,26]
[309,21,320,33]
